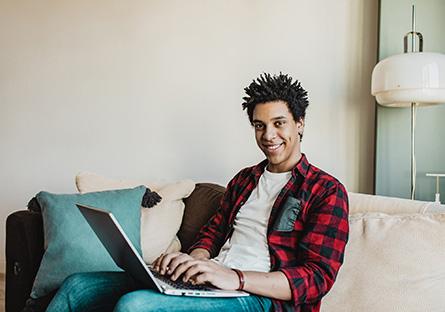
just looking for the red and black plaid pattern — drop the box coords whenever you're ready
[190,154,349,312]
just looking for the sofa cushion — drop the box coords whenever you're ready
[31,186,145,299]
[322,212,445,312]
[75,172,195,263]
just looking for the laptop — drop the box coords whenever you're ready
[76,203,249,297]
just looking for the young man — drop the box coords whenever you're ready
[46,73,349,312]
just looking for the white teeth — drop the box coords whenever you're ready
[266,144,281,150]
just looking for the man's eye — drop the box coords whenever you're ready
[275,121,285,127]
[254,124,264,130]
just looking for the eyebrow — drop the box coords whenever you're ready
[252,116,288,123]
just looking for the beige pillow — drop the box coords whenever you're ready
[75,172,195,264]
[322,212,445,312]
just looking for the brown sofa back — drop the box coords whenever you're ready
[178,183,225,252]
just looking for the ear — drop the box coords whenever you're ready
[297,117,305,131]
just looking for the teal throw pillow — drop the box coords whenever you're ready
[31,185,146,299]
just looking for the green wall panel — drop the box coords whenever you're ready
[376,0,445,201]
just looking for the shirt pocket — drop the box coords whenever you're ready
[272,196,302,232]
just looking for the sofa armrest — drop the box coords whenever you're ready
[6,210,44,312]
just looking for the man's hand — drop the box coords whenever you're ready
[152,248,210,275]
[152,250,239,290]
[180,259,239,290]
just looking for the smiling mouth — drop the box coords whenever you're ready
[263,143,284,152]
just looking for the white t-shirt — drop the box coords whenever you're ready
[213,167,292,272]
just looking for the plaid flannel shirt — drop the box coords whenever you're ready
[189,154,349,312]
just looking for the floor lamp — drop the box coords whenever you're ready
[371,6,445,200]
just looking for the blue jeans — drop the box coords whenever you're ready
[46,272,273,312]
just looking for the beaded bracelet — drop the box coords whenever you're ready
[232,268,245,291]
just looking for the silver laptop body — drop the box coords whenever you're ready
[76,204,249,297]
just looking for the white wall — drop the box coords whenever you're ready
[0,0,378,271]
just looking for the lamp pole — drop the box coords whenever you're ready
[404,5,423,200]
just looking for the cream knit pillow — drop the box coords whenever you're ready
[348,192,444,214]
[75,172,195,264]
[322,212,445,312]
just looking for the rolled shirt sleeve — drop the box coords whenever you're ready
[279,183,349,306]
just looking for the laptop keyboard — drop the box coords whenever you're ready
[150,269,212,291]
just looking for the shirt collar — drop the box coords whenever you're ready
[252,153,310,180]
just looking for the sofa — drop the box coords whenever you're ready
[5,183,445,312]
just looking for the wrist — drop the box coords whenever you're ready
[190,248,210,260]
[231,268,245,291]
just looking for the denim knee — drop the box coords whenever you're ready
[114,291,148,312]
[114,290,160,312]
[46,273,94,312]
[47,271,138,312]
[59,272,91,294]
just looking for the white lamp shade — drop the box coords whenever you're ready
[371,52,445,107]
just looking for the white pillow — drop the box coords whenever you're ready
[75,172,195,264]
[322,212,445,312]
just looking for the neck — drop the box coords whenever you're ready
[267,152,302,173]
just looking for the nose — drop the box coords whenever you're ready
[262,126,277,141]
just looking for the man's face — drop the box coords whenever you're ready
[252,101,304,173]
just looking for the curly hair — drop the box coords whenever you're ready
[242,73,309,124]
